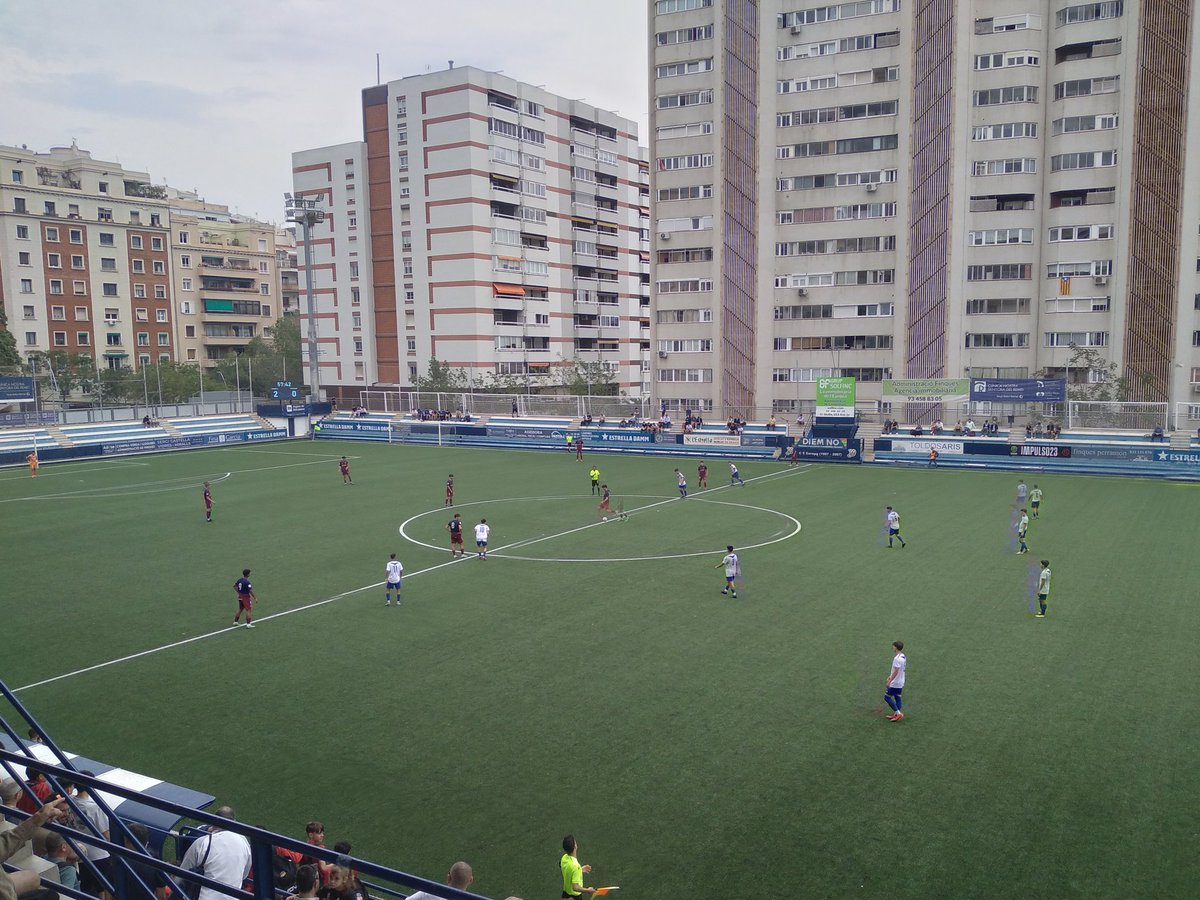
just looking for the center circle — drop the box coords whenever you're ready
[398,494,801,563]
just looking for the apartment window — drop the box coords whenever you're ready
[966,297,1030,314]
[185,325,196,338]
[19,279,33,293]
[99,257,117,272]
[49,279,63,294]
[155,285,166,299]
[156,309,168,323]
[1051,151,1118,171]
[656,279,714,293]
[780,0,900,26]
[22,305,34,319]
[74,306,88,320]
[657,216,714,232]
[1047,260,1112,277]
[1045,296,1111,313]
[76,333,90,346]
[130,234,143,249]
[974,51,1040,69]
[151,236,164,251]
[1054,76,1120,99]
[99,232,114,247]
[47,253,62,268]
[1045,331,1108,347]
[260,284,270,295]
[182,278,193,291]
[974,86,1039,106]
[180,300,194,314]
[1049,225,1113,242]
[53,332,67,346]
[11,169,22,183]
[134,284,146,298]
[657,185,714,202]
[103,283,119,297]
[153,260,165,274]
[656,121,715,140]
[972,159,1037,176]
[1057,2,1124,26]
[965,333,1030,348]
[158,332,170,346]
[1053,114,1118,134]
[349,262,359,278]
[73,281,86,295]
[16,224,29,239]
[178,232,189,244]
[656,25,714,45]
[351,287,361,305]
[967,264,1033,281]
[655,0,711,12]
[975,14,1043,33]
[69,228,83,243]
[137,333,150,347]
[656,90,713,109]
[403,259,413,277]
[97,207,113,222]
[45,227,60,242]
[98,182,108,194]
[971,122,1038,141]
[44,202,57,216]
[51,306,66,320]
[133,308,147,322]
[969,229,1034,245]
[132,259,145,273]
[18,251,30,266]
[774,304,834,320]
[71,254,84,269]
[657,153,714,171]
[656,58,714,78]
[180,254,191,267]
[24,332,36,346]
[657,368,713,383]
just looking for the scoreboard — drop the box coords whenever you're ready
[270,381,301,401]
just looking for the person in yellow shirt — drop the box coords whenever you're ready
[589,466,601,496]
[560,834,596,898]
[26,451,38,477]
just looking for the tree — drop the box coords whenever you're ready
[557,357,618,397]
[0,301,21,370]
[1057,346,1132,403]
[413,358,468,393]
[27,351,92,403]
[141,361,201,404]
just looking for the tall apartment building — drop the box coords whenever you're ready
[166,194,281,367]
[292,66,651,401]
[648,0,1200,416]
[0,143,175,370]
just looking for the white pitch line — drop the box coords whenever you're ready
[0,461,152,482]
[11,463,813,693]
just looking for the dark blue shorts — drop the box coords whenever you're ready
[889,528,900,535]
[886,686,903,697]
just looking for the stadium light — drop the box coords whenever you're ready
[285,194,327,403]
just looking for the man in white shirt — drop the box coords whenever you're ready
[715,545,739,599]
[474,519,490,559]
[385,553,403,606]
[405,861,473,900]
[1016,509,1029,555]
[885,506,906,548]
[65,772,111,899]
[884,641,907,722]
[180,806,251,900]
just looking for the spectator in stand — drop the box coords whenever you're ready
[179,806,251,900]
[512,399,519,416]
[26,730,43,744]
[1034,421,1045,438]
[1,796,69,900]
[301,821,332,882]
[45,831,80,892]
[1152,425,1165,442]
[15,767,51,814]
[316,865,363,900]
[123,822,169,900]
[952,421,963,434]
[1025,423,1034,439]
[0,780,21,824]
[402,861,474,900]
[931,420,943,435]
[64,773,112,900]
[292,865,320,900]
[910,424,924,436]
[796,414,806,431]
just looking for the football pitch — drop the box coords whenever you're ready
[3,440,1200,899]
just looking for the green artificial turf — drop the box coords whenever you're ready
[3,441,1200,899]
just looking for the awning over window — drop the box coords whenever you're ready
[493,283,525,297]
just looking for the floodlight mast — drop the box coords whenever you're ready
[285,194,326,404]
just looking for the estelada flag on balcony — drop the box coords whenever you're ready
[1059,276,1071,295]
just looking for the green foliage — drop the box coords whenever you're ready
[27,351,95,402]
[0,301,21,370]
[556,357,618,396]
[413,357,468,392]
[1062,345,1131,402]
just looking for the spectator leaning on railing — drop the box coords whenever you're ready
[0,796,69,900]
[179,805,251,900]
[406,861,473,900]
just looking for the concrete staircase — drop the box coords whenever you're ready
[1008,417,1028,444]
[160,420,184,437]
[46,423,74,448]
[1169,430,1192,450]
[252,414,276,430]
[858,421,883,461]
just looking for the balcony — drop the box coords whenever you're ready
[201,275,258,293]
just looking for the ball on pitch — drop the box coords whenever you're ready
[602,516,608,522]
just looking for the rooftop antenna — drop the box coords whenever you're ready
[376,52,381,85]
[448,59,454,69]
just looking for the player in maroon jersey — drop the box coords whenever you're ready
[203,481,213,522]
[697,462,708,488]
[445,474,455,506]
[233,568,256,628]
[575,436,584,460]
[339,456,352,484]
[598,484,612,516]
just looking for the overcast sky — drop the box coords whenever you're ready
[1,0,649,224]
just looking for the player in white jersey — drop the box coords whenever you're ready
[885,506,906,548]
[1035,559,1052,618]
[884,640,907,721]
[1016,509,1029,554]
[674,468,688,498]
[474,519,491,559]
[1016,479,1028,504]
[385,553,403,606]
[729,462,745,486]
[715,545,739,598]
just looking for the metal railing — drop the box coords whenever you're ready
[0,680,488,900]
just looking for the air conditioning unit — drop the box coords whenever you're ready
[798,287,808,296]
[866,182,879,193]
[658,350,669,359]
[790,24,803,35]
[1094,275,1108,285]
[659,232,671,241]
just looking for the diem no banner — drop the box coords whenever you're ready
[816,377,856,417]
[881,378,969,403]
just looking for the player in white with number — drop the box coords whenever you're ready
[474,518,491,559]
[885,506,906,548]
[385,553,403,606]
[716,545,739,599]
[884,640,906,721]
